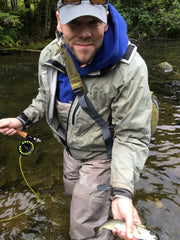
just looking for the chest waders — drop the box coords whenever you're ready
[56,36,159,159]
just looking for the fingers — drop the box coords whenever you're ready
[0,119,10,135]
[126,215,134,239]
[111,197,141,240]
[133,207,141,224]
[0,118,11,128]
[4,128,17,136]
[112,228,127,240]
[0,118,8,124]
[0,126,17,136]
[0,118,19,135]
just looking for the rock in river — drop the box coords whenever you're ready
[157,62,173,72]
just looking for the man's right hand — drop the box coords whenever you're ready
[0,118,23,136]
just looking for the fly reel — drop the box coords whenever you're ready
[15,130,41,156]
[17,137,35,156]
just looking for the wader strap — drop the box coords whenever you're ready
[59,39,113,158]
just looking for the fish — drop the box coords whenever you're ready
[94,219,158,240]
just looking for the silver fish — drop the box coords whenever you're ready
[95,219,158,240]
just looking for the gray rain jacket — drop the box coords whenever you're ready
[19,39,152,193]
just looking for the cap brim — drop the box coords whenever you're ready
[59,2,107,24]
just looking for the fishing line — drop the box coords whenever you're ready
[0,133,41,222]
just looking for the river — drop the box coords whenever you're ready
[0,40,180,240]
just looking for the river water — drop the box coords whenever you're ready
[0,40,179,240]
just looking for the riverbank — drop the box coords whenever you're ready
[0,37,178,56]
[0,36,171,56]
[0,39,52,55]
[0,48,41,56]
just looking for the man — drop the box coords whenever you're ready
[0,0,152,239]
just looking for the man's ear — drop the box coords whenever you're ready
[104,11,109,32]
[56,11,62,32]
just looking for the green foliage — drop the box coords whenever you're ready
[0,0,180,49]
[0,12,24,47]
[111,0,180,39]
[22,40,51,50]
[11,8,32,18]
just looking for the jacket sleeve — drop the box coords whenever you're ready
[17,40,59,128]
[18,54,47,128]
[111,52,152,193]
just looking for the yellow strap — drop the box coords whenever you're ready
[59,38,87,93]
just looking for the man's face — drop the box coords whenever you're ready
[57,13,108,65]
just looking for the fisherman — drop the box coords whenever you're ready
[0,0,152,239]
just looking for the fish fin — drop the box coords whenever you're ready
[135,224,141,235]
[94,227,99,233]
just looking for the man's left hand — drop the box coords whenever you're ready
[111,197,141,240]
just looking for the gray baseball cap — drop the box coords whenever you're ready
[57,0,108,25]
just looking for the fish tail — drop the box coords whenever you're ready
[94,226,102,234]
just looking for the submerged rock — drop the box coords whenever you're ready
[157,62,173,72]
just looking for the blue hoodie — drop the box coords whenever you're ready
[57,4,129,103]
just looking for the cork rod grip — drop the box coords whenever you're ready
[16,130,28,138]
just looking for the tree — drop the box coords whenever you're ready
[44,0,53,37]
[24,0,31,8]
[0,0,8,8]
[10,0,18,10]
[111,0,180,39]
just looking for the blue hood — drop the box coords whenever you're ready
[57,3,129,103]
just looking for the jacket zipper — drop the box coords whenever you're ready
[65,103,72,154]
[65,100,79,154]
[72,102,79,125]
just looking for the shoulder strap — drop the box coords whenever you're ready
[74,88,113,158]
[59,37,113,158]
[59,37,86,93]
[121,43,137,64]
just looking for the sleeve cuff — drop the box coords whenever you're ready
[111,188,133,200]
[17,113,33,129]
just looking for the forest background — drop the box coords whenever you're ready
[0,0,180,49]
